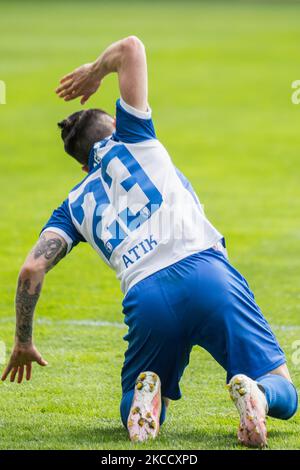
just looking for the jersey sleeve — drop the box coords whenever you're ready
[113,97,156,143]
[40,199,85,252]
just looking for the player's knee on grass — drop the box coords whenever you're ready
[120,390,167,428]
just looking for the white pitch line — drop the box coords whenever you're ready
[42,318,126,328]
[0,317,299,332]
[273,325,300,331]
[0,316,125,329]
[37,318,126,329]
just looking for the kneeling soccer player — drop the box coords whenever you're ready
[2,37,298,447]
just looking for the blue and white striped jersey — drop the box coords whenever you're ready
[42,98,223,293]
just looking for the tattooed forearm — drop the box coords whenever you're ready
[32,234,67,272]
[15,278,42,344]
[13,233,68,344]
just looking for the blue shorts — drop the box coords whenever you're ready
[121,248,285,400]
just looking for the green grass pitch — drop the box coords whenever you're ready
[0,0,300,450]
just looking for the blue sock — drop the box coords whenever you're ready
[256,374,298,420]
[120,389,167,428]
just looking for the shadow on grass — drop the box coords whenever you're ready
[161,428,242,450]
[62,423,245,450]
[257,428,298,450]
[65,422,128,445]
[54,415,297,450]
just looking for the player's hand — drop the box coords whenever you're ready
[56,63,102,105]
[1,343,48,383]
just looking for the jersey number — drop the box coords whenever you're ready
[70,145,162,260]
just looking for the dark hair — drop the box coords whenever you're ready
[58,109,114,165]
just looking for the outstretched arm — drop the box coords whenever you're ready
[55,36,148,110]
[1,231,68,383]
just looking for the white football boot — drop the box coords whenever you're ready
[228,374,268,448]
[127,371,162,442]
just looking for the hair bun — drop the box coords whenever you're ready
[57,118,71,130]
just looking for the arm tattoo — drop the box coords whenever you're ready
[15,278,41,344]
[33,234,67,272]
[15,234,67,343]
